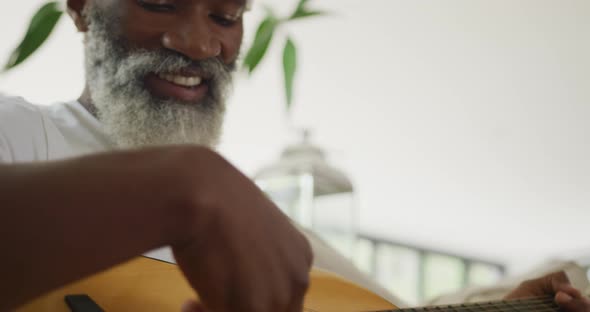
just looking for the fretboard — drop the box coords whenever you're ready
[377,296,560,312]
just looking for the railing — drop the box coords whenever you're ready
[352,233,506,305]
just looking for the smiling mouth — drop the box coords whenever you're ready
[158,73,203,88]
[144,72,210,103]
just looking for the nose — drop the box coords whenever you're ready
[161,17,222,61]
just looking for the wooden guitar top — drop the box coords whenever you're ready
[17,257,397,312]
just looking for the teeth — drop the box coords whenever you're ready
[158,73,202,87]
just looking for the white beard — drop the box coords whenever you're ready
[83,5,233,149]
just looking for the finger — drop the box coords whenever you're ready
[285,281,307,312]
[288,300,305,312]
[173,246,232,312]
[556,292,574,305]
[549,272,582,298]
[556,293,590,312]
[286,270,310,312]
[287,288,304,312]
[228,263,273,312]
[558,285,583,299]
[181,300,204,312]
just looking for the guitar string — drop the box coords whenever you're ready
[395,304,560,312]
[385,305,559,312]
[391,308,560,312]
[301,296,559,312]
[394,296,556,309]
[376,305,559,312]
[372,296,558,312]
[378,304,559,312]
[388,301,559,312]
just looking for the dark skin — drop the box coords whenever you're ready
[1,1,312,312]
[506,271,590,311]
[73,0,245,113]
[1,146,315,312]
[0,1,588,312]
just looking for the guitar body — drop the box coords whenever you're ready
[17,257,397,312]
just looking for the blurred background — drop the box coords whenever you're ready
[1,0,589,305]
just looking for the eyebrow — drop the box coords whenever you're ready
[214,0,248,11]
[228,0,250,13]
[229,0,248,6]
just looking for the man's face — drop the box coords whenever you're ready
[79,0,246,148]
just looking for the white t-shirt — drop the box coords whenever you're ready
[0,94,405,306]
[0,95,112,164]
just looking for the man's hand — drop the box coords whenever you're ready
[504,271,590,312]
[167,147,313,312]
[0,146,312,311]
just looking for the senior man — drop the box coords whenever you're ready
[0,1,588,311]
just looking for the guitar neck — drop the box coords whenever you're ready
[378,296,559,312]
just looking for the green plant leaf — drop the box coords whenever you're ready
[243,16,278,74]
[289,0,326,21]
[4,1,63,71]
[294,0,310,13]
[282,37,297,110]
[290,10,326,20]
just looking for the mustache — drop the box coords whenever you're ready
[83,2,235,92]
[121,48,236,81]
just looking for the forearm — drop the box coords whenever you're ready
[0,150,191,310]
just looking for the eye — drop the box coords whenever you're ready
[137,0,176,13]
[210,14,240,27]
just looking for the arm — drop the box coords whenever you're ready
[0,148,190,310]
[0,146,313,312]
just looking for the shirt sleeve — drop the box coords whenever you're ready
[0,95,48,163]
[0,130,13,163]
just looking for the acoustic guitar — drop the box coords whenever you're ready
[17,257,560,312]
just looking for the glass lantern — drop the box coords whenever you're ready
[255,132,357,258]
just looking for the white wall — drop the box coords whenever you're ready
[1,0,589,273]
